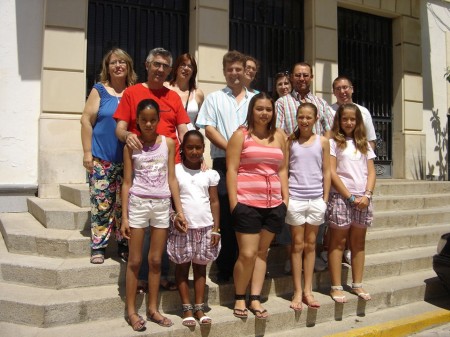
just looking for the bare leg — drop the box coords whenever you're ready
[175,261,192,313]
[290,224,305,310]
[349,225,370,299]
[302,223,320,308]
[147,227,172,326]
[125,227,146,326]
[193,263,210,323]
[328,227,349,302]
[233,232,260,313]
[248,229,275,318]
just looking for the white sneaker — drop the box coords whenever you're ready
[344,250,351,264]
[284,259,292,274]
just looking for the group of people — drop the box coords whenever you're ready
[80,47,376,332]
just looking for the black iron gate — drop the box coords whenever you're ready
[229,0,304,93]
[86,0,189,93]
[337,7,393,177]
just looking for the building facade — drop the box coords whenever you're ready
[0,0,449,211]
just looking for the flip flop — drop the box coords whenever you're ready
[351,283,371,301]
[289,294,303,312]
[330,286,347,303]
[233,308,248,319]
[125,313,146,331]
[302,293,320,309]
[147,311,173,327]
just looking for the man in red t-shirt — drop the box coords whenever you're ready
[114,47,189,163]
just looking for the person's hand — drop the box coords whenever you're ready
[83,153,94,172]
[125,132,143,151]
[354,196,368,210]
[120,219,131,240]
[211,229,220,246]
[174,213,188,233]
[200,158,209,172]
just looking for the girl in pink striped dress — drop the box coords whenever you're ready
[226,92,289,320]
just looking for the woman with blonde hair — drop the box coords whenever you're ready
[81,48,137,264]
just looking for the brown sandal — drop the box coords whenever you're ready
[125,312,146,331]
[147,311,173,327]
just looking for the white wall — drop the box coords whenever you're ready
[422,0,450,180]
[0,0,44,188]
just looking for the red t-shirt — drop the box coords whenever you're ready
[114,83,190,163]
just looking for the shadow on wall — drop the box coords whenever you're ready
[15,0,44,80]
[428,108,448,181]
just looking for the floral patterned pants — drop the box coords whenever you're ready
[89,158,126,250]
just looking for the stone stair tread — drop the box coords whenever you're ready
[375,206,450,217]
[60,183,90,207]
[374,191,450,200]
[365,245,435,265]
[28,196,90,212]
[0,212,88,239]
[0,269,444,336]
[367,223,448,240]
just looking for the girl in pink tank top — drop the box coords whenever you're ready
[226,92,289,320]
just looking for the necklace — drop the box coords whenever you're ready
[107,81,125,104]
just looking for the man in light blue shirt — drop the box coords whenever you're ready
[196,50,255,282]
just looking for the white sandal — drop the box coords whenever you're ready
[330,285,347,303]
[181,304,196,327]
[194,303,212,325]
[351,283,371,301]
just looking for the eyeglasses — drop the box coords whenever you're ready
[293,73,311,79]
[334,85,352,91]
[150,61,171,70]
[109,60,127,66]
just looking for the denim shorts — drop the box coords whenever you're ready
[231,202,287,234]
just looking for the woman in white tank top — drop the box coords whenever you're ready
[165,53,204,129]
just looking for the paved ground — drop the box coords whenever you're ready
[265,297,450,337]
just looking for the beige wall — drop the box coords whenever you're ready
[38,0,424,195]
[39,0,88,197]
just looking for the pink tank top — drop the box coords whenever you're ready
[129,136,170,198]
[237,129,283,208]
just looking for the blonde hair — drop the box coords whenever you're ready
[99,48,137,86]
[331,103,369,154]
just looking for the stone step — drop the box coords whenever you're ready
[372,206,450,230]
[373,192,450,211]
[365,223,448,255]
[60,183,90,208]
[374,180,450,196]
[0,212,89,258]
[0,218,436,295]
[27,196,90,230]
[0,269,445,333]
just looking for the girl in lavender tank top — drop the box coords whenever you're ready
[286,103,331,311]
[120,99,187,331]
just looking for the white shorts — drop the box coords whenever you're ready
[128,194,170,229]
[285,198,327,226]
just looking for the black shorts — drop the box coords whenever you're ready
[231,202,287,234]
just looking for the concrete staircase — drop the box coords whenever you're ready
[0,180,449,336]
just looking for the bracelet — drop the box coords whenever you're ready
[211,231,221,236]
[364,194,372,200]
[346,194,356,204]
[365,190,373,195]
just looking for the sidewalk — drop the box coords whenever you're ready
[266,297,450,337]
